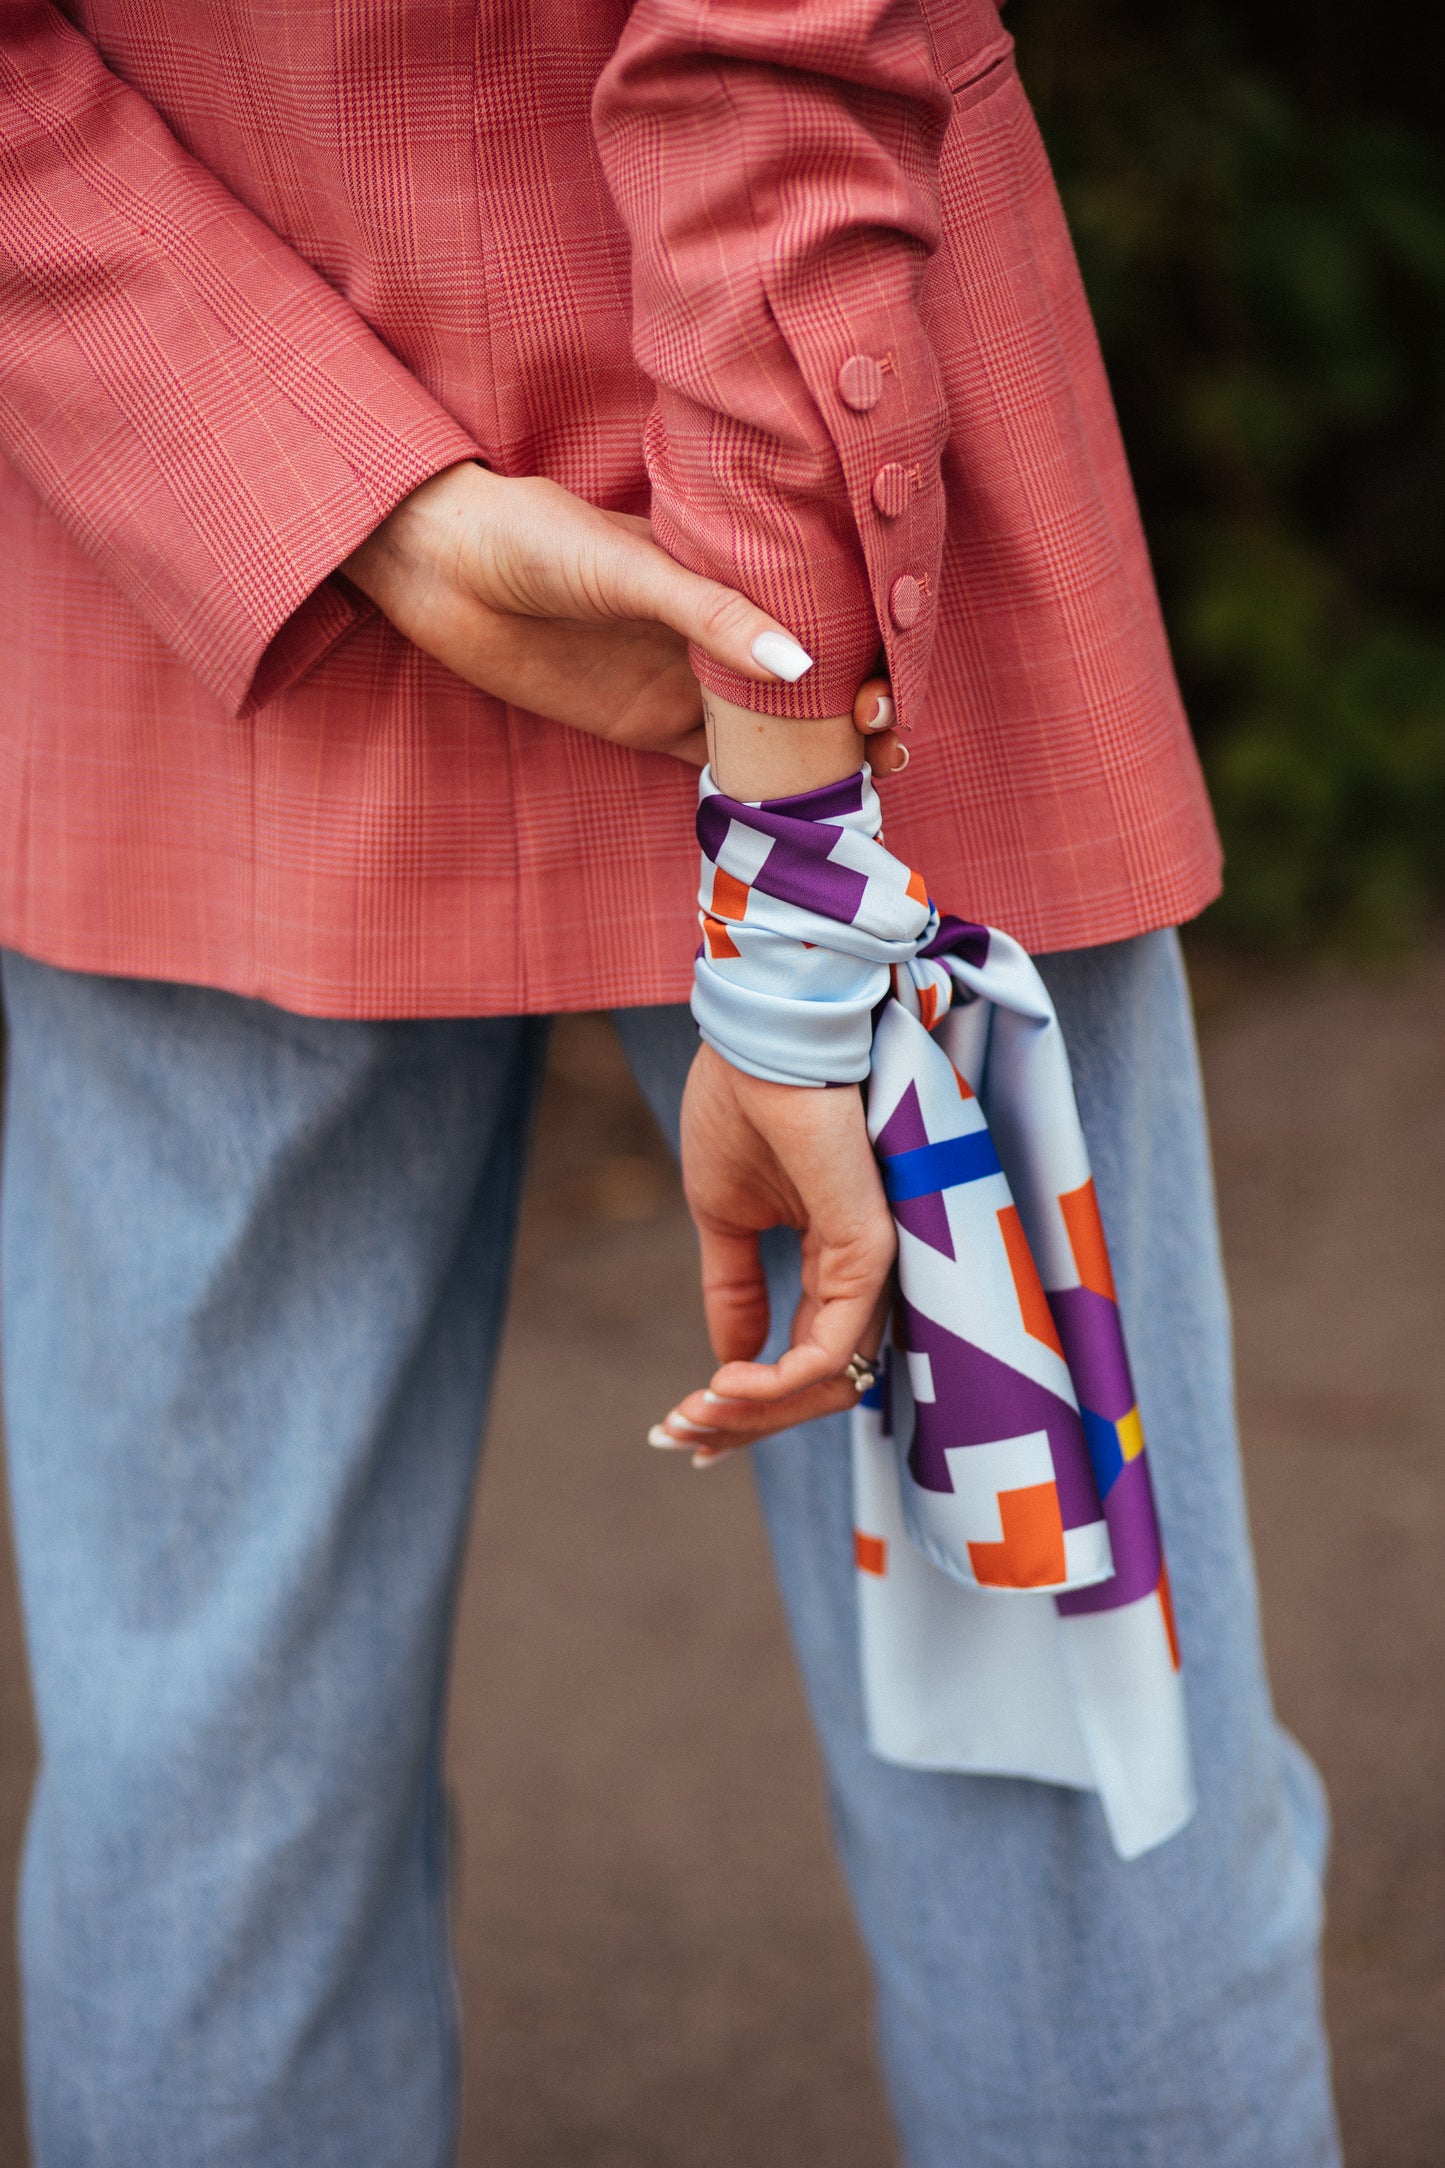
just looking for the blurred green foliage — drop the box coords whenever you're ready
[1010,0,1445,948]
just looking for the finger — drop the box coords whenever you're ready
[699,1109,893,1403]
[647,1372,863,1458]
[471,478,815,688]
[656,1257,885,1445]
[849,678,906,777]
[870,733,908,778]
[709,1244,892,1406]
[708,1267,886,1403]
[807,1269,891,1375]
[605,537,816,687]
[653,1370,852,1441]
[851,678,894,734]
[694,1220,772,1365]
[650,1281,891,1457]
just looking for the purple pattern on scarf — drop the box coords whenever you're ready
[751,772,868,820]
[874,1079,929,1156]
[922,915,991,969]
[1047,1287,1136,1422]
[901,1306,1103,1533]
[894,1190,955,1257]
[872,1081,956,1255]
[697,792,869,925]
[1055,1454,1163,1614]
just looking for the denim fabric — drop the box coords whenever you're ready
[0,956,552,2167]
[0,934,1337,2165]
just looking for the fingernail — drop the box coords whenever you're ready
[702,1389,727,1405]
[692,1448,728,1470]
[888,742,910,774]
[866,694,895,732]
[750,630,814,682]
[668,1414,718,1437]
[648,1423,690,1450]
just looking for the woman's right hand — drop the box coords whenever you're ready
[341,461,792,762]
[342,461,902,768]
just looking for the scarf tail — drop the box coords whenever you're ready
[855,930,1196,1859]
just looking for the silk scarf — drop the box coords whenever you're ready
[693,764,1195,1860]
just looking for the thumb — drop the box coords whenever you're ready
[710,1262,879,1401]
[611,538,815,689]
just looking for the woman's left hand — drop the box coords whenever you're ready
[650,1043,896,1469]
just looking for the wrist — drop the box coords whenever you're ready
[692,763,932,1088]
[702,688,864,800]
[340,460,482,614]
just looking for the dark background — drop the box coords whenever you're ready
[1011,0,1445,953]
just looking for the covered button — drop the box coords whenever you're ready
[837,354,884,412]
[888,575,924,630]
[871,462,910,518]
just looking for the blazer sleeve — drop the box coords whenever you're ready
[593,0,955,723]
[0,3,481,719]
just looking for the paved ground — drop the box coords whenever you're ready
[0,947,1440,2163]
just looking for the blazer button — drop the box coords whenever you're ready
[871,462,910,518]
[889,575,924,630]
[837,354,884,412]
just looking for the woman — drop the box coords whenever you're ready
[0,1,1335,2161]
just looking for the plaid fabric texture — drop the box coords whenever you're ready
[0,0,1221,1018]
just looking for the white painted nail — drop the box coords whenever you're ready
[669,1414,719,1437]
[750,630,814,682]
[648,1424,690,1450]
[865,694,895,733]
[691,1449,727,1471]
[889,742,910,774]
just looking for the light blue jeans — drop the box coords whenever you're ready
[0,933,1338,2166]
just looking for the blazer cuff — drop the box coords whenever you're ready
[223,427,479,719]
[241,576,373,721]
[762,267,949,725]
[648,277,949,725]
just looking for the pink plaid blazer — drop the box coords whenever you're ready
[0,0,1220,1019]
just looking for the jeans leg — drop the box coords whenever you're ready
[616,939,1339,2168]
[0,954,548,2168]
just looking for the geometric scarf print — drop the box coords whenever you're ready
[693,765,1195,1859]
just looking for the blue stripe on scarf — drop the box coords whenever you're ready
[880,1131,1002,1203]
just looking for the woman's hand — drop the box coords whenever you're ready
[342,461,901,766]
[651,1045,896,1467]
[350,465,908,1471]
[647,654,914,1465]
